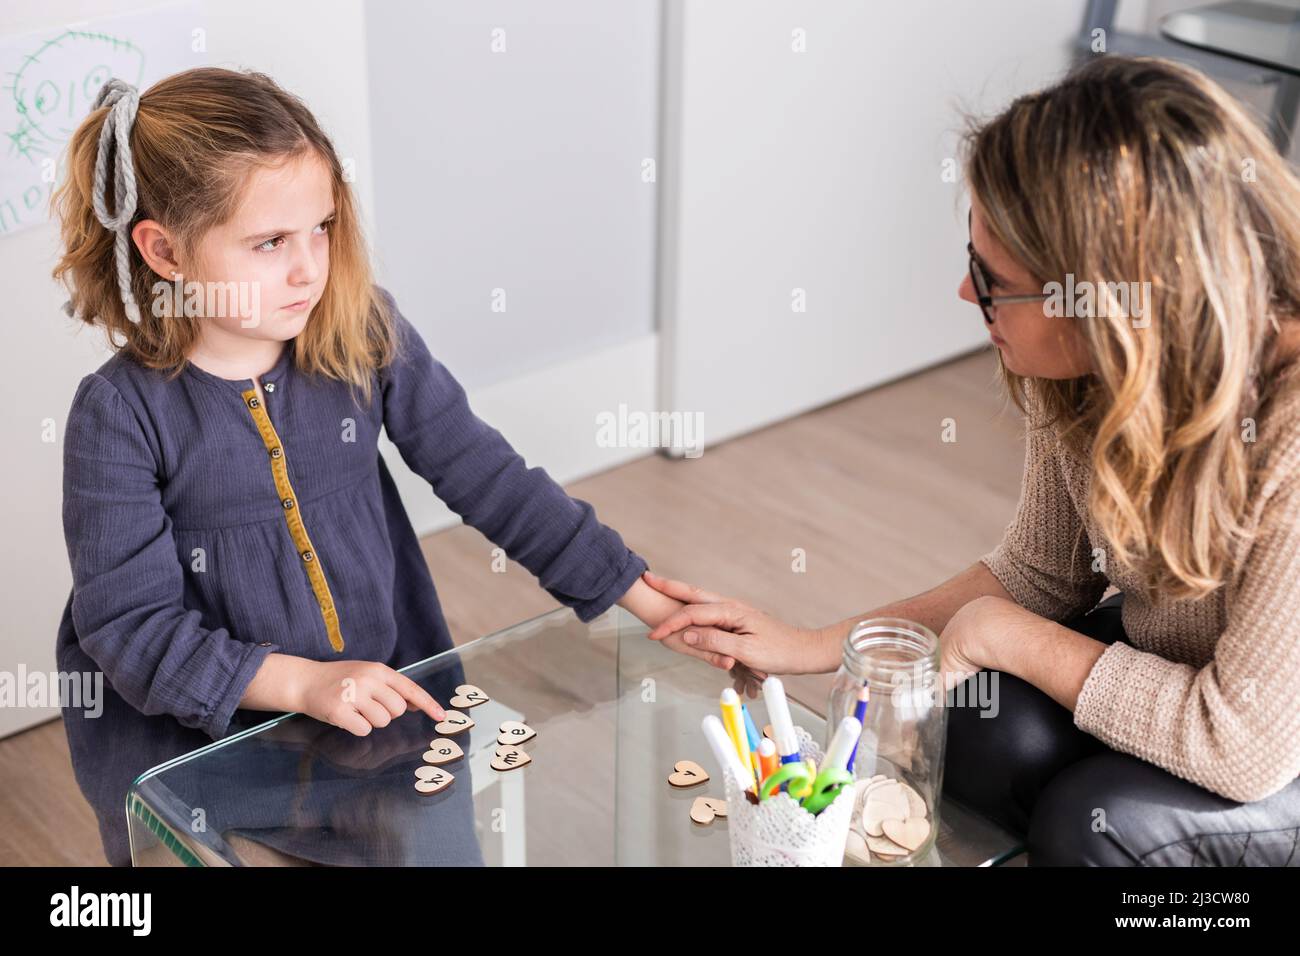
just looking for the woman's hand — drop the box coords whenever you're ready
[936,596,1000,692]
[619,576,742,674]
[287,658,447,736]
[938,594,1107,712]
[642,571,825,680]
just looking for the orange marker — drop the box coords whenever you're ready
[757,737,779,784]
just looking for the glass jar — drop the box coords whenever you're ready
[827,617,947,866]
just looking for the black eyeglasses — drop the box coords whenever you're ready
[967,209,1050,324]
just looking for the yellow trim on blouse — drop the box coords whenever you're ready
[241,388,345,653]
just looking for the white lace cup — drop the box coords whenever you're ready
[722,729,855,867]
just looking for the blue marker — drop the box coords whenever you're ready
[846,683,870,773]
[741,703,763,772]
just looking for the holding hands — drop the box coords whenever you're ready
[641,570,831,694]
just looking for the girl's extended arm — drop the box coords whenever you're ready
[376,289,734,673]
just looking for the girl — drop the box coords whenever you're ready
[642,55,1300,865]
[52,67,735,866]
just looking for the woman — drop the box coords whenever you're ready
[642,55,1300,866]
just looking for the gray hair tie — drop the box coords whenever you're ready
[64,78,143,324]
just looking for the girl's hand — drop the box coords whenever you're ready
[642,571,820,678]
[289,659,447,736]
[619,576,741,674]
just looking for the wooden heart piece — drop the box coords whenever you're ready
[413,765,454,795]
[497,720,536,746]
[435,711,474,736]
[450,684,490,709]
[862,781,909,836]
[882,816,931,852]
[423,739,464,765]
[689,796,728,825]
[667,759,710,788]
[866,833,909,858]
[491,746,532,772]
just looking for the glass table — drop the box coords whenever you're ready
[127,607,1025,866]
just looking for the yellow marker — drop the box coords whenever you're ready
[720,688,758,790]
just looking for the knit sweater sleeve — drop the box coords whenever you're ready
[979,391,1109,622]
[376,288,647,622]
[1072,428,1300,803]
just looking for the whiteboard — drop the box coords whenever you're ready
[0,2,202,237]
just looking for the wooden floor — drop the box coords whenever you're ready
[0,346,1025,866]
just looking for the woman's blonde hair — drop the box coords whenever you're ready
[52,67,396,404]
[963,55,1300,603]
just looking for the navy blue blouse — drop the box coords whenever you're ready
[56,287,647,865]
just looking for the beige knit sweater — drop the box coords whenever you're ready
[979,367,1300,803]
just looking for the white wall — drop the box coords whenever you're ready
[657,0,1085,450]
[364,0,663,536]
[366,0,660,391]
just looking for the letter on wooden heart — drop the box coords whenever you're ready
[450,684,489,709]
[689,796,729,824]
[667,759,710,788]
[413,765,454,795]
[435,711,475,736]
[497,720,536,746]
[491,746,532,772]
[423,739,464,765]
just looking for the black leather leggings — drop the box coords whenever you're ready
[942,593,1300,865]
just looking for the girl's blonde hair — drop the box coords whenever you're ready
[964,55,1300,603]
[52,67,396,403]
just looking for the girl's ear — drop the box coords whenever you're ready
[132,219,182,279]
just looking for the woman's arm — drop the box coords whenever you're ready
[644,560,1018,675]
[952,421,1300,803]
[810,560,1017,670]
[939,595,1107,706]
[647,388,1111,675]
[1068,468,1300,803]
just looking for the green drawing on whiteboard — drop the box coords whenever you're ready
[4,29,146,166]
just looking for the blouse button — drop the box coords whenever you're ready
[270,447,283,459]
[282,497,295,510]
[264,382,276,393]
[247,396,260,409]
[301,550,314,563]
